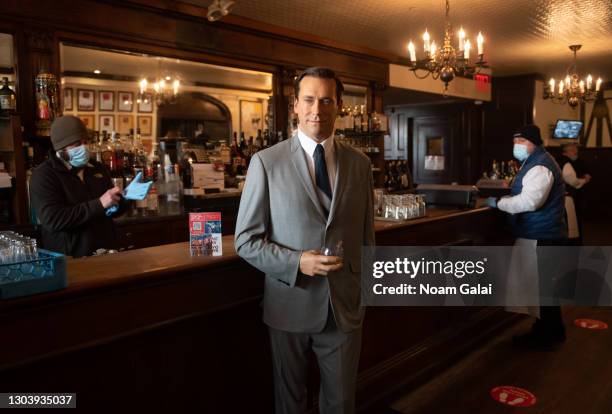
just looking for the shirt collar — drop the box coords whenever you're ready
[297,128,335,157]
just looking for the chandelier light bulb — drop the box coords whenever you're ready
[139,78,148,94]
[565,75,571,86]
[596,77,602,91]
[430,41,437,58]
[173,79,180,95]
[586,74,592,90]
[153,82,160,93]
[458,27,465,50]
[549,78,555,93]
[408,41,416,62]
[423,29,431,53]
[579,80,585,93]
[559,80,565,94]
[477,32,484,56]
[464,39,471,59]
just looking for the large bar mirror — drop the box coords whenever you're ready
[59,43,273,150]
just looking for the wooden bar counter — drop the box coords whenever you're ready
[0,206,515,412]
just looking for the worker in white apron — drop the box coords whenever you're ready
[559,143,591,244]
[486,124,568,347]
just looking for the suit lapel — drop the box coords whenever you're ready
[327,139,347,227]
[290,136,327,220]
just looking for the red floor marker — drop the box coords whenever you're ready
[490,386,536,407]
[574,319,608,330]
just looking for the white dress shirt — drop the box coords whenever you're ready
[497,165,553,214]
[562,162,586,189]
[297,128,336,194]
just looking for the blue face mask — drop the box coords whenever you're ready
[513,144,529,162]
[66,145,90,167]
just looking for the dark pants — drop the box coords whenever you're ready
[268,308,362,414]
[535,238,568,336]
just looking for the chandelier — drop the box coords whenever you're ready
[543,45,602,108]
[137,60,181,106]
[406,0,487,91]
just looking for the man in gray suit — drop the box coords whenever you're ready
[234,67,375,413]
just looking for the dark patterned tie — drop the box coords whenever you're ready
[314,144,332,200]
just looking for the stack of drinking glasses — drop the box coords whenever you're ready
[0,231,40,283]
[380,194,426,220]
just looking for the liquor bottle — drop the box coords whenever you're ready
[111,132,125,175]
[246,136,256,160]
[353,106,361,132]
[0,77,17,113]
[149,143,162,182]
[255,129,263,151]
[361,105,369,133]
[239,132,247,156]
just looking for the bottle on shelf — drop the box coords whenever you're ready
[0,77,17,114]
[360,105,369,133]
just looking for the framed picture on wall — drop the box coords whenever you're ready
[77,89,95,111]
[77,114,95,130]
[137,115,153,136]
[239,99,263,140]
[117,114,133,134]
[63,88,73,111]
[99,114,114,134]
[99,91,114,111]
[118,91,134,112]
[138,94,153,113]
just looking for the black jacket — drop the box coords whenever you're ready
[30,151,126,257]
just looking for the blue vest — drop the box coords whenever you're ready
[509,146,567,240]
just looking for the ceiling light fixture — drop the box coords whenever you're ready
[406,0,488,92]
[543,45,602,108]
[93,69,101,74]
[137,60,181,106]
[207,0,236,22]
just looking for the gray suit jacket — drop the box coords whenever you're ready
[234,135,375,333]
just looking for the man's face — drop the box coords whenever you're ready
[294,76,341,142]
[563,144,578,158]
[513,137,536,154]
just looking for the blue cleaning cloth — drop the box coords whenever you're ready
[123,172,153,201]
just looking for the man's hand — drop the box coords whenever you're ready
[583,174,592,183]
[99,187,122,209]
[299,250,343,277]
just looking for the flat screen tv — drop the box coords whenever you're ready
[553,119,583,139]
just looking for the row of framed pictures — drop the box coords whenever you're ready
[64,88,153,113]
[71,114,153,136]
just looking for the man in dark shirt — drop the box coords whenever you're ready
[30,116,125,257]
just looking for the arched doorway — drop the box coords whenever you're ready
[157,92,232,143]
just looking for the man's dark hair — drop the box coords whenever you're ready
[294,67,344,103]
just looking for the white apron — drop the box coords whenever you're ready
[564,196,579,239]
[505,238,540,318]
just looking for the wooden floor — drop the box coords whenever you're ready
[387,306,612,414]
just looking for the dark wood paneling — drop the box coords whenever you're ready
[482,75,536,170]
[386,102,484,185]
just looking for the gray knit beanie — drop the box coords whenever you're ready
[50,116,88,150]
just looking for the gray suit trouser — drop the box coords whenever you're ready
[268,308,362,414]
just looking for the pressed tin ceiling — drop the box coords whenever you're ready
[183,0,612,79]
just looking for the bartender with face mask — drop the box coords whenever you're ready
[30,116,126,257]
[486,124,567,347]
